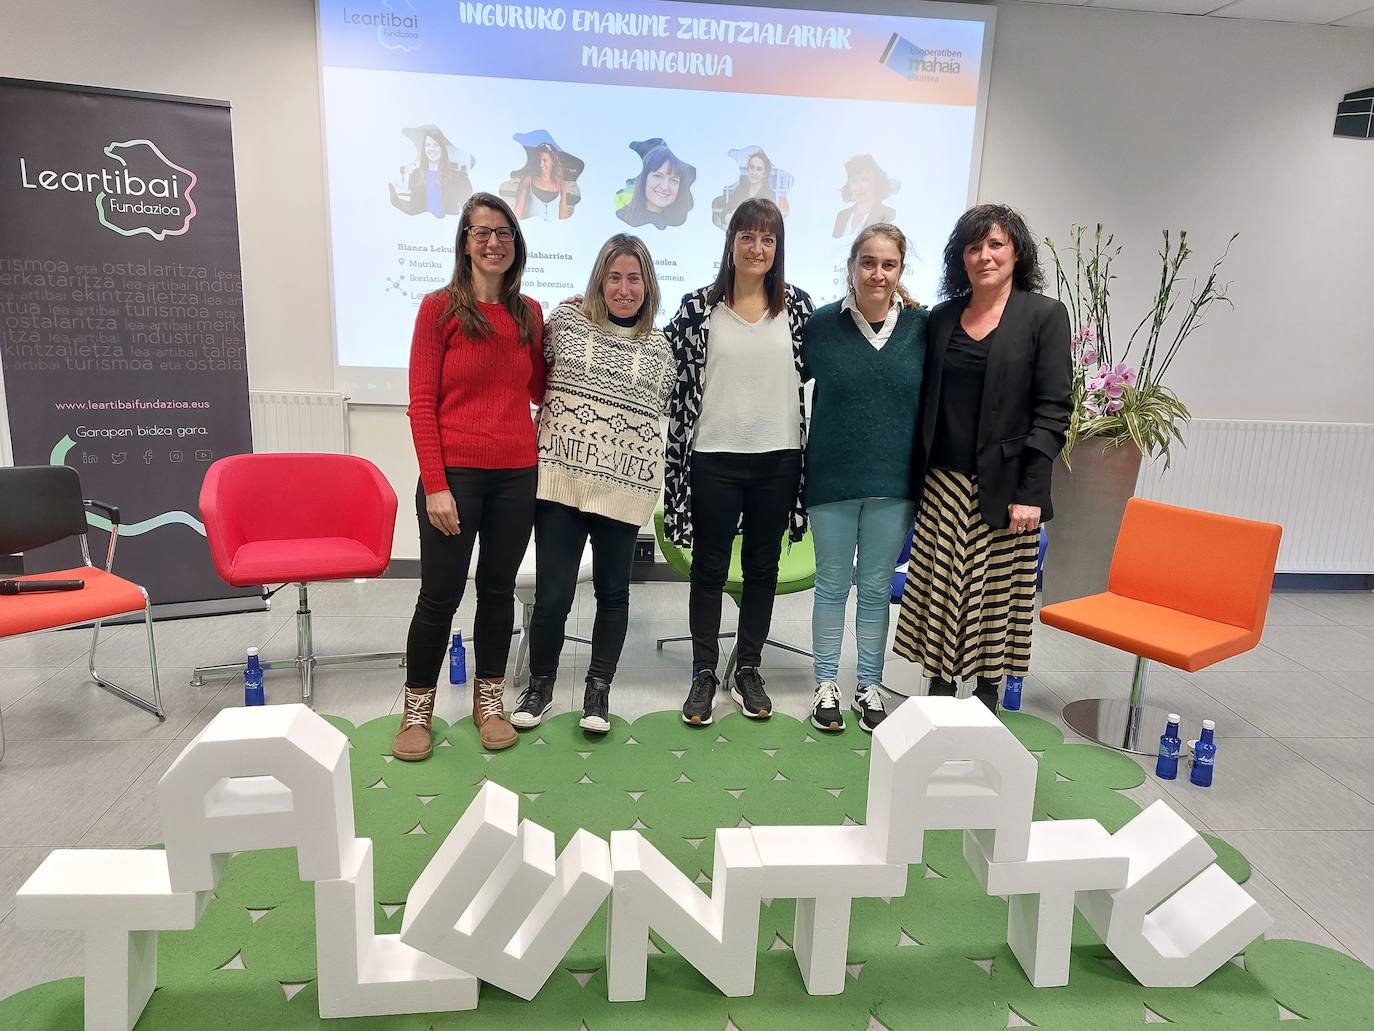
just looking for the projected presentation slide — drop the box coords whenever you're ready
[318,0,991,402]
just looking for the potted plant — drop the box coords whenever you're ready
[1040,224,1236,604]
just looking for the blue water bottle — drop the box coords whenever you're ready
[449,631,467,685]
[244,647,265,706]
[1155,713,1181,780]
[1002,675,1023,711]
[1190,720,1217,787]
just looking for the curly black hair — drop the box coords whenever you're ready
[938,203,1045,298]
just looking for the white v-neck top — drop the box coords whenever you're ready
[693,304,801,453]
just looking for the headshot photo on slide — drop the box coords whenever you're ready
[388,123,475,218]
[711,146,793,230]
[615,138,696,230]
[833,153,898,240]
[501,130,585,222]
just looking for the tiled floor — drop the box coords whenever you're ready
[1,581,1372,1002]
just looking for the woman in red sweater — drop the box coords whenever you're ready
[393,192,546,760]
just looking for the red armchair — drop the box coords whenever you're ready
[0,466,164,762]
[191,453,401,706]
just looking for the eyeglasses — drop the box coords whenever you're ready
[466,226,515,244]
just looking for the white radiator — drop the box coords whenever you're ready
[1135,420,1374,574]
[249,390,350,454]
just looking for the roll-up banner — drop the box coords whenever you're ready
[0,77,258,612]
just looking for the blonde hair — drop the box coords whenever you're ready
[580,234,661,335]
[848,222,915,307]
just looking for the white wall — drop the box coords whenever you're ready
[981,2,1374,424]
[2,0,1371,558]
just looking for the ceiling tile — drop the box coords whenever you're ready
[1086,1,1227,13]
[1333,6,1374,25]
[1210,0,1374,23]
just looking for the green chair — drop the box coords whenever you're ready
[653,509,815,682]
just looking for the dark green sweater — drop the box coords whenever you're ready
[802,301,927,507]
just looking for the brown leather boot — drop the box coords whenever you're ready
[392,685,436,761]
[473,677,517,751]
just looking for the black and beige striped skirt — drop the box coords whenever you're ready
[892,468,1038,681]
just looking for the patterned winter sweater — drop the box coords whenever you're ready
[536,304,674,526]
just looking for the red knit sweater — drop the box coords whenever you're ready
[407,292,547,494]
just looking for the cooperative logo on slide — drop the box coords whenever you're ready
[17,138,198,241]
[340,0,422,52]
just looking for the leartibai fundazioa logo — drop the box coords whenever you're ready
[17,139,198,241]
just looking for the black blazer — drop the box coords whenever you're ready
[917,288,1072,529]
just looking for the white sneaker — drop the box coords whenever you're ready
[810,680,845,732]
[852,683,888,733]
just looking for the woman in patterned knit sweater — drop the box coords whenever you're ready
[511,235,674,734]
[392,193,546,761]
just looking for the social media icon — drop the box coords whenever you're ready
[142,450,155,465]
[111,452,127,465]
[82,452,97,465]
[193,449,213,462]
[169,450,183,463]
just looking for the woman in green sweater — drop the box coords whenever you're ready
[801,223,927,733]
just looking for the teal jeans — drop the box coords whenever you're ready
[809,497,917,685]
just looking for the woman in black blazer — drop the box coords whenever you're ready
[892,203,1071,712]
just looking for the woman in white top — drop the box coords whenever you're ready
[662,198,814,726]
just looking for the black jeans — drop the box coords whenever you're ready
[528,499,638,682]
[405,467,537,686]
[689,449,803,673]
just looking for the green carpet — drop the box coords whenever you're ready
[4,709,1371,1029]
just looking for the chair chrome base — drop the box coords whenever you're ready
[1062,697,1182,756]
[1062,654,1194,755]
[189,583,404,707]
[655,630,813,683]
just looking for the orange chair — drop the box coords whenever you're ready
[1040,497,1281,754]
[0,466,164,762]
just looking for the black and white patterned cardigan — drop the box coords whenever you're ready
[662,283,815,548]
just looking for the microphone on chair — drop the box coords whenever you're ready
[0,579,86,595]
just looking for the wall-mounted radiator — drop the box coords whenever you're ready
[248,390,350,454]
[1135,420,1374,574]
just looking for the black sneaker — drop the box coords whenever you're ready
[579,677,611,734]
[510,674,556,729]
[682,669,718,726]
[852,683,888,733]
[731,666,772,720]
[810,680,845,732]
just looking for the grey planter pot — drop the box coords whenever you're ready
[1041,441,1143,606]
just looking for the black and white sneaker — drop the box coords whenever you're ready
[682,669,719,726]
[852,683,888,733]
[579,677,611,734]
[810,680,845,732]
[510,674,556,729]
[731,666,772,719]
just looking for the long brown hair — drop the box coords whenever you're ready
[848,223,915,308]
[436,192,538,346]
[706,198,786,318]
